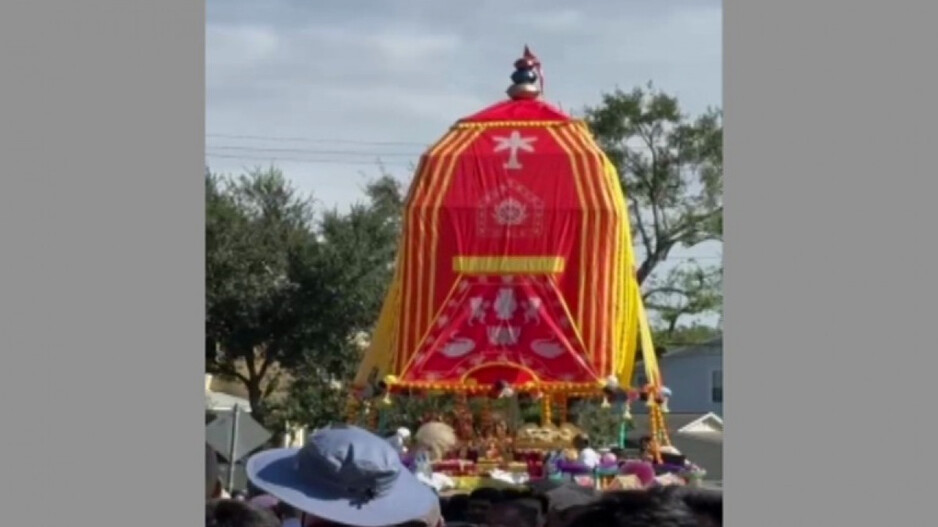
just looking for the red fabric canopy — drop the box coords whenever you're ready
[460,99,572,123]
[355,95,637,394]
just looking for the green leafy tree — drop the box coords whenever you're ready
[270,174,405,430]
[646,264,723,346]
[585,84,723,348]
[206,165,404,425]
[654,323,722,349]
[572,400,622,448]
[205,168,317,424]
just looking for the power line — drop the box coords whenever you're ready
[207,145,423,157]
[205,153,415,167]
[205,149,697,168]
[206,133,431,147]
[206,133,661,152]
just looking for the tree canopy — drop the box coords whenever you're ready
[584,84,723,349]
[205,167,403,425]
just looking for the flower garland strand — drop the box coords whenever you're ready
[541,393,553,426]
[557,393,569,424]
[653,405,672,447]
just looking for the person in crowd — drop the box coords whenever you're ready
[486,495,546,527]
[674,487,722,527]
[525,493,549,524]
[526,480,599,527]
[498,488,524,502]
[245,423,440,527]
[484,500,541,527]
[573,435,600,468]
[565,486,715,527]
[465,487,503,524]
[637,436,655,462]
[442,493,470,524]
[206,499,281,527]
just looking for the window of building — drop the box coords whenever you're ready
[711,369,723,403]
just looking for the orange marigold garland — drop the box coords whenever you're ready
[556,393,569,424]
[540,393,553,426]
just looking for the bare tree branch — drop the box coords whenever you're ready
[629,196,653,258]
[642,286,691,301]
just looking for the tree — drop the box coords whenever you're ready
[585,84,723,347]
[270,174,405,429]
[646,264,723,343]
[206,167,405,427]
[653,323,722,350]
[205,168,318,424]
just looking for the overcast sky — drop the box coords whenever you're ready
[206,0,723,320]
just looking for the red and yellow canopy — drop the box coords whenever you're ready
[355,52,662,397]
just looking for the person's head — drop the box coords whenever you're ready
[246,424,439,527]
[490,496,547,527]
[547,504,591,527]
[414,421,458,462]
[206,499,281,527]
[565,487,699,527]
[638,436,652,452]
[485,500,542,527]
[467,487,503,523]
[573,435,590,451]
[674,487,723,527]
[499,488,525,502]
[526,481,598,527]
[443,494,470,522]
[527,493,549,520]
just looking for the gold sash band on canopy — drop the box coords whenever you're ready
[452,256,566,274]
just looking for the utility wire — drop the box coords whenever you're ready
[205,153,415,167]
[206,133,431,147]
[206,133,661,152]
[207,145,423,157]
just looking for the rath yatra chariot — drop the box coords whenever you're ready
[345,48,694,490]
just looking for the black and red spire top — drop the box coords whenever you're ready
[507,45,544,101]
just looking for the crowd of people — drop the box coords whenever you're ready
[205,424,722,527]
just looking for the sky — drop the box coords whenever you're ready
[206,0,723,325]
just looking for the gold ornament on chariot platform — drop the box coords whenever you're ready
[513,422,583,450]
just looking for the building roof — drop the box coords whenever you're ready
[678,413,723,434]
[205,390,250,412]
[659,336,723,360]
[625,413,723,481]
